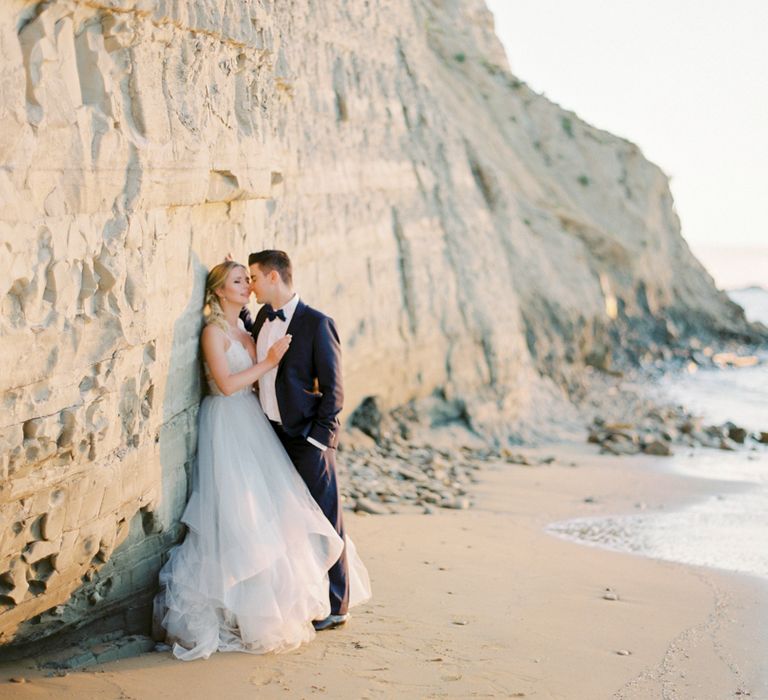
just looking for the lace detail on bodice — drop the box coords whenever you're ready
[204,339,254,396]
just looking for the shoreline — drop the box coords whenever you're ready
[1,443,766,699]
[546,448,768,583]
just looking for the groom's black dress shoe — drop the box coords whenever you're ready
[312,613,348,631]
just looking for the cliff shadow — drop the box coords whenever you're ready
[5,254,208,661]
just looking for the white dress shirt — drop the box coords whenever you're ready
[256,294,327,451]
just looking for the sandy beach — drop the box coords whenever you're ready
[1,443,766,700]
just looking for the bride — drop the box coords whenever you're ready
[154,261,370,660]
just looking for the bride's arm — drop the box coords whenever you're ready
[201,325,291,396]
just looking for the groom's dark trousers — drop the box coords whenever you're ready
[242,301,349,616]
[269,421,349,616]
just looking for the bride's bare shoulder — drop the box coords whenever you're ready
[201,324,229,351]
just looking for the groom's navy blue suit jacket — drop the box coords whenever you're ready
[240,301,344,449]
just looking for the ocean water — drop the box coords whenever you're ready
[548,287,768,580]
[659,286,768,433]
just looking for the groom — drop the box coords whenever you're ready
[240,250,349,631]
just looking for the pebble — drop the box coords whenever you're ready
[643,440,672,456]
[353,498,390,516]
[602,588,619,601]
[9,677,27,684]
[728,426,747,444]
[601,439,640,456]
[719,438,737,451]
[616,649,632,656]
[396,466,429,483]
[442,497,470,510]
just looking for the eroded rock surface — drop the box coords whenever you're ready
[0,0,758,646]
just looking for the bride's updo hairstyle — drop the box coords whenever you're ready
[203,261,246,332]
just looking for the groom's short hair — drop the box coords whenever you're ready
[248,249,293,286]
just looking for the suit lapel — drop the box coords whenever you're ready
[277,299,307,378]
[252,305,269,341]
[285,299,307,336]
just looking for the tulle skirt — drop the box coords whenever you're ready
[154,389,371,660]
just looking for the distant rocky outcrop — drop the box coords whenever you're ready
[0,0,761,648]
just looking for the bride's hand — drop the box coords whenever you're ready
[266,335,291,367]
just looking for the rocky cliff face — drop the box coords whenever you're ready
[0,0,756,646]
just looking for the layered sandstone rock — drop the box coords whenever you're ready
[0,0,757,646]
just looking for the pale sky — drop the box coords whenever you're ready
[486,0,767,255]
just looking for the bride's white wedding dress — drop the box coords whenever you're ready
[154,337,371,660]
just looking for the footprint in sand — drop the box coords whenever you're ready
[250,669,284,686]
[441,674,463,682]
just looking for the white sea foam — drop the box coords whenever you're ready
[548,483,768,579]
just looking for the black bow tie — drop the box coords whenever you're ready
[266,306,286,322]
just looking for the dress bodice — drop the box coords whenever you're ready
[204,339,254,396]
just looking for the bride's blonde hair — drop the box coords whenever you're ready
[203,261,247,333]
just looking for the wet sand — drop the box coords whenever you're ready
[1,444,766,699]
